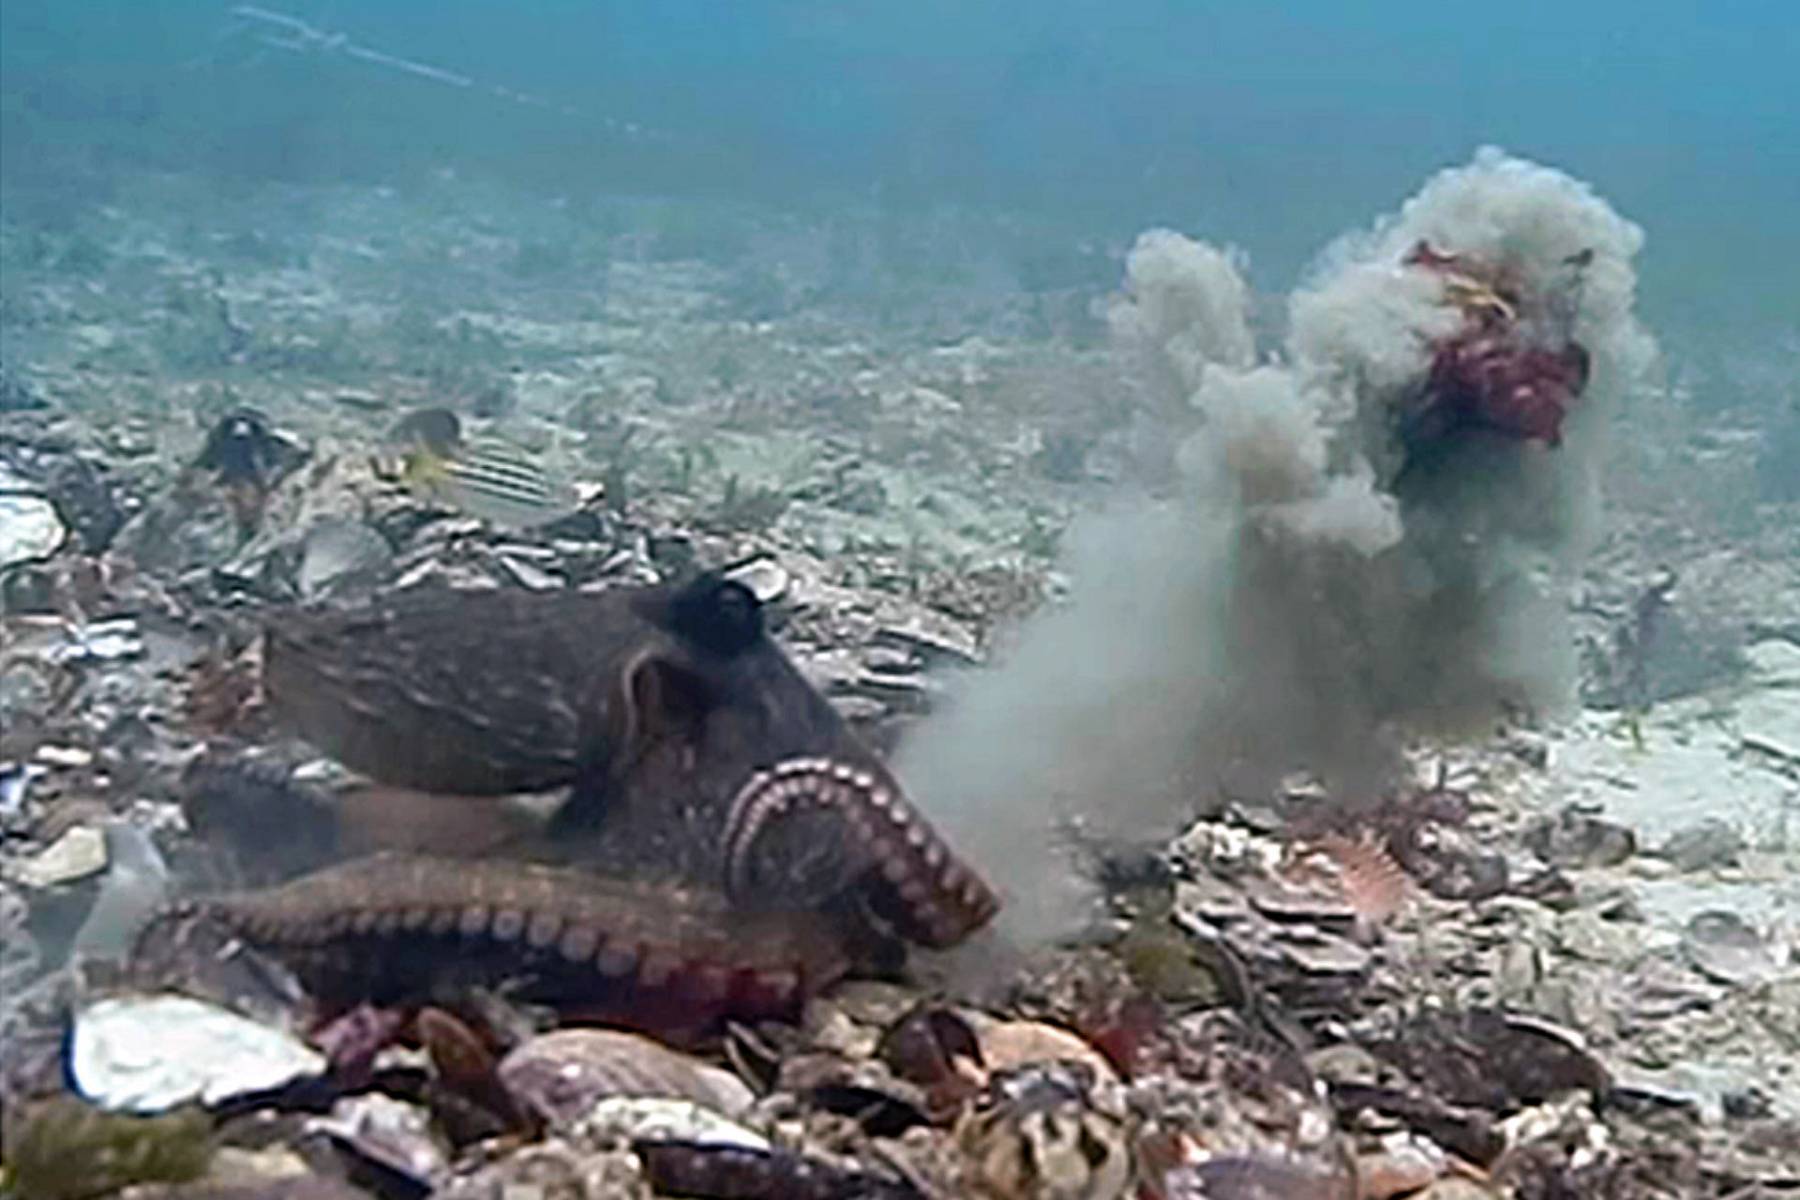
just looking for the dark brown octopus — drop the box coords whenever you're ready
[155,572,998,1036]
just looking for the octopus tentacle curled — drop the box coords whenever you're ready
[162,572,1000,1030]
[725,756,999,949]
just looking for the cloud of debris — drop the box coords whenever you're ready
[896,147,1657,948]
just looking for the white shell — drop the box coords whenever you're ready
[70,993,326,1113]
[8,825,108,889]
[579,1097,769,1151]
[0,493,66,569]
[724,556,790,603]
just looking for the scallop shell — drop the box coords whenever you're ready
[497,1029,754,1128]
[297,517,393,600]
[966,1015,1119,1085]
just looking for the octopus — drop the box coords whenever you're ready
[151,571,999,1040]
[1401,239,1593,450]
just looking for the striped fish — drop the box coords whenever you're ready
[381,408,576,530]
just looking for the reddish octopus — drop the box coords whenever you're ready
[1403,239,1593,450]
[149,572,1000,1042]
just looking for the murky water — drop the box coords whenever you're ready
[2,4,1796,1195]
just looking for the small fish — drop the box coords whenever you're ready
[379,407,575,530]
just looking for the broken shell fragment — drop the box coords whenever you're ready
[0,491,67,569]
[1277,928,1374,977]
[578,1096,769,1152]
[498,1029,756,1127]
[723,554,790,603]
[966,1015,1120,1084]
[296,516,394,599]
[71,993,326,1113]
[306,1091,448,1191]
[880,1002,984,1095]
[1682,910,1785,987]
[8,823,109,889]
[0,762,43,823]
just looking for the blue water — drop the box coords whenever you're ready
[2,1,1796,350]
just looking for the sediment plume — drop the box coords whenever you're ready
[897,147,1657,947]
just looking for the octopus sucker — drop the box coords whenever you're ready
[490,907,526,942]
[723,754,998,948]
[524,910,563,949]
[598,943,644,980]
[169,574,1001,1035]
[684,963,732,1006]
[558,923,599,962]
[145,853,861,1032]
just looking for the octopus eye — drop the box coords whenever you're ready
[667,574,764,657]
[712,580,754,626]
